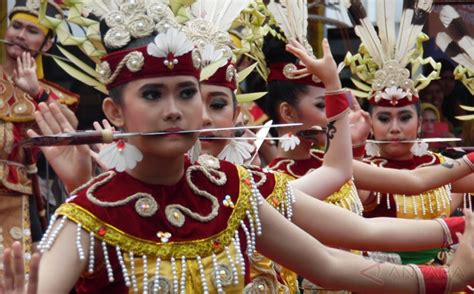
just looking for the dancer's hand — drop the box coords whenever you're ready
[89,119,115,171]
[0,241,40,294]
[12,52,41,98]
[348,96,371,145]
[285,38,341,91]
[27,102,92,192]
[448,209,474,291]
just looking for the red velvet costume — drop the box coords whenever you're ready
[41,155,292,293]
[268,149,363,214]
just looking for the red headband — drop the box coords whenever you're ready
[367,86,419,107]
[100,45,201,90]
[201,60,237,91]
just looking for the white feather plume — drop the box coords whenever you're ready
[436,32,474,70]
[344,0,384,66]
[376,0,396,59]
[439,5,474,61]
[201,44,226,66]
[82,0,119,19]
[267,0,308,42]
[396,0,433,67]
[190,0,251,32]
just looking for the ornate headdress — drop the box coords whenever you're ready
[264,0,323,87]
[343,0,440,107]
[435,5,474,95]
[39,0,201,92]
[10,0,63,21]
[182,0,251,91]
[9,0,64,79]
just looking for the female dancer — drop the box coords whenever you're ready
[8,1,474,293]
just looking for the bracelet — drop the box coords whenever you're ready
[408,264,450,294]
[325,89,351,122]
[435,217,465,247]
[462,153,474,171]
[419,265,449,294]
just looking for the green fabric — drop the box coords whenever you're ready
[392,248,441,265]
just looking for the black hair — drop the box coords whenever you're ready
[261,27,309,124]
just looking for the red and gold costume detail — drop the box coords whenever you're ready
[0,65,79,273]
[269,149,363,215]
[363,152,451,219]
[362,152,453,265]
[39,155,294,293]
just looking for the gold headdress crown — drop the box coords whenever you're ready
[343,0,440,106]
[38,0,201,93]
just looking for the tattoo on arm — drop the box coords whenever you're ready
[325,121,336,152]
[442,162,454,169]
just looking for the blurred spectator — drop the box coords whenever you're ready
[438,59,473,136]
[420,80,445,111]
[421,103,455,150]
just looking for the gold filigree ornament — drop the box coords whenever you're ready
[97,51,145,85]
[127,14,155,38]
[164,206,185,227]
[104,26,131,49]
[454,65,474,95]
[283,63,310,80]
[192,50,202,69]
[225,64,237,83]
[97,62,112,84]
[126,51,145,72]
[135,197,158,217]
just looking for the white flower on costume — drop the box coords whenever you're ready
[217,139,255,165]
[188,141,202,163]
[410,141,429,156]
[98,140,143,172]
[280,133,301,152]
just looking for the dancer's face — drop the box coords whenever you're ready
[289,85,327,146]
[371,105,420,159]
[200,84,239,156]
[5,17,51,60]
[103,75,203,157]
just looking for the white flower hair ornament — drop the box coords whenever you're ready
[98,140,144,172]
[280,132,301,152]
[380,86,409,105]
[147,27,196,70]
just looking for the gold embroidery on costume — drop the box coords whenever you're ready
[364,153,452,218]
[40,162,284,293]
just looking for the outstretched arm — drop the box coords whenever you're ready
[354,156,474,195]
[38,221,89,293]
[286,39,353,199]
[291,189,449,252]
[258,199,474,292]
